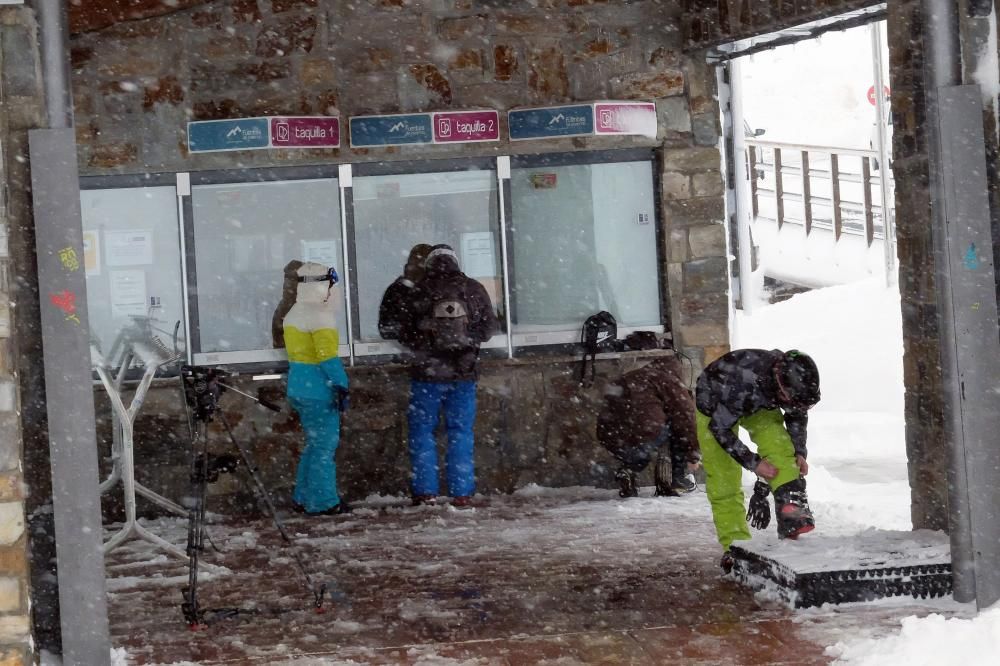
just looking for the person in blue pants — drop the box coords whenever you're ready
[283,262,351,515]
[398,245,498,507]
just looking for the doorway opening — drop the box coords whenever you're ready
[720,20,910,536]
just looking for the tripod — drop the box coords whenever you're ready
[179,366,332,627]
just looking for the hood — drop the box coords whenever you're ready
[295,261,334,304]
[425,244,460,276]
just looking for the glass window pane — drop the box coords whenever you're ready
[510,161,660,331]
[191,179,345,354]
[80,186,185,360]
[352,169,501,343]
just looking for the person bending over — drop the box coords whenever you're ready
[597,353,701,498]
[695,349,820,572]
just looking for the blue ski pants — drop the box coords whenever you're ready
[289,396,342,513]
[407,380,477,498]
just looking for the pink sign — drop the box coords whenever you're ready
[432,110,500,143]
[270,116,340,148]
[593,102,657,137]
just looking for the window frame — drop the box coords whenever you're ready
[184,165,348,367]
[506,148,667,355]
[78,148,667,374]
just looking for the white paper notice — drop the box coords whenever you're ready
[109,270,147,318]
[82,230,101,276]
[105,230,153,266]
[460,232,496,278]
[301,239,342,268]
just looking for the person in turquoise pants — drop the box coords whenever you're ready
[283,262,351,516]
[694,349,821,571]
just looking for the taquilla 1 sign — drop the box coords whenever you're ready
[187,116,341,153]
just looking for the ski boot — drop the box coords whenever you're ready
[615,468,639,498]
[773,478,815,539]
[720,551,735,574]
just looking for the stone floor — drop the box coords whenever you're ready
[104,488,966,665]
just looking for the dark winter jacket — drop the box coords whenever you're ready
[378,277,418,340]
[695,348,810,471]
[597,356,700,465]
[398,254,498,382]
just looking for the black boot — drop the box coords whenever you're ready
[773,478,815,539]
[653,455,675,496]
[615,468,638,498]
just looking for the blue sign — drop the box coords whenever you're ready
[349,113,434,147]
[188,118,270,153]
[508,104,594,140]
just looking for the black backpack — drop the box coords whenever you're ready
[578,311,617,386]
[421,283,473,352]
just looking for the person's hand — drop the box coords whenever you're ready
[796,455,809,476]
[755,459,779,480]
[335,389,350,413]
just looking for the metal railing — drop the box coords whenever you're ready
[745,138,894,247]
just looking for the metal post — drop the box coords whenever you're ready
[176,173,193,366]
[29,1,112,663]
[338,164,355,366]
[870,22,896,285]
[728,58,756,314]
[801,151,812,236]
[831,153,843,241]
[774,148,785,229]
[861,157,874,247]
[496,157,514,358]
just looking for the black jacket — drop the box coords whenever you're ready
[695,348,809,471]
[378,277,418,340]
[399,265,498,382]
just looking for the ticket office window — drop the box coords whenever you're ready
[189,178,347,364]
[508,155,663,346]
[351,165,504,356]
[80,185,186,365]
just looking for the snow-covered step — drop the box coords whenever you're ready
[730,530,952,608]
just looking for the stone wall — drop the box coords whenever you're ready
[66,0,732,498]
[98,351,693,511]
[0,7,44,664]
[882,0,948,531]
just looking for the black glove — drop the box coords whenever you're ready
[746,479,771,530]
[335,389,350,413]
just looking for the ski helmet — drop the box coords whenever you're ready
[774,350,820,409]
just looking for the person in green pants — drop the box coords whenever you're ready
[694,349,821,572]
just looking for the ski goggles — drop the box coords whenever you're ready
[297,267,339,286]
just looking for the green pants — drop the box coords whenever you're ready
[696,410,801,550]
